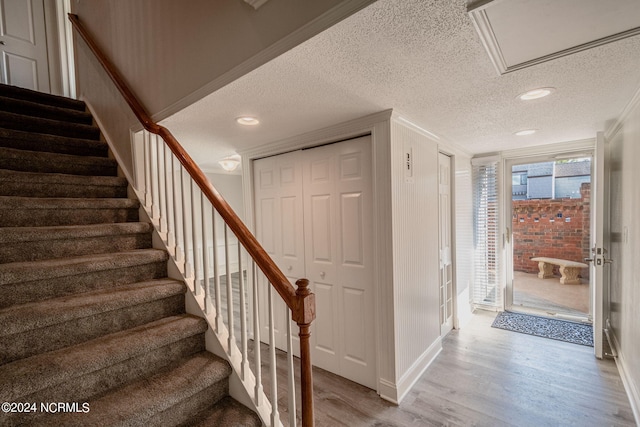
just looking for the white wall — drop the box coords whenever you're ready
[389,117,442,402]
[607,89,640,421]
[205,172,245,220]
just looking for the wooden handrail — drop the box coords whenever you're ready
[69,13,314,426]
[67,13,315,323]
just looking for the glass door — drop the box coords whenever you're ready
[505,152,593,322]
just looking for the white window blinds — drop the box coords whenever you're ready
[471,157,502,309]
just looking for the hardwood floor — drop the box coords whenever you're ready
[281,310,635,426]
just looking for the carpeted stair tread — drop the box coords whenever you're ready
[0,196,139,227]
[0,249,167,286]
[0,222,152,263]
[0,146,117,176]
[0,254,168,309]
[0,222,149,244]
[0,110,100,140]
[0,315,209,402]
[44,352,232,427]
[0,279,185,363]
[0,84,86,111]
[0,279,186,364]
[187,397,263,427]
[0,127,108,157]
[0,169,127,198]
[0,95,93,124]
[0,278,185,336]
[0,195,138,209]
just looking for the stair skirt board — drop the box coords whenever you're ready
[0,83,261,426]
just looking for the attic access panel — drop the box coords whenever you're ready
[468,0,640,75]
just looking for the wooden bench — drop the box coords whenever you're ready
[530,257,589,285]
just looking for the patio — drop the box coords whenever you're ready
[512,271,590,317]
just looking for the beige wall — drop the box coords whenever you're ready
[608,92,640,419]
[72,0,373,119]
[72,0,373,179]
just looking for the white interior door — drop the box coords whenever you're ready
[252,135,376,389]
[303,136,375,389]
[438,153,454,336]
[0,0,50,91]
[253,151,305,350]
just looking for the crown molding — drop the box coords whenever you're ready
[605,83,640,141]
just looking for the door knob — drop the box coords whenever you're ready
[287,265,292,271]
[320,272,325,278]
[0,41,5,45]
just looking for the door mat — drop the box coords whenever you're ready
[491,311,593,347]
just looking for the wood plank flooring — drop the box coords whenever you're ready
[278,310,635,426]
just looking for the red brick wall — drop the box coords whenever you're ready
[512,183,590,279]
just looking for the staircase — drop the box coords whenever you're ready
[0,84,261,426]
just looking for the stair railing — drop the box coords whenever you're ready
[69,14,315,427]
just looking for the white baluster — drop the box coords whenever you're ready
[238,243,249,380]
[287,308,297,427]
[201,195,212,314]
[172,155,184,265]
[149,133,159,223]
[143,131,152,210]
[180,167,193,281]
[211,210,222,332]
[164,144,175,251]
[268,284,280,425]
[224,225,235,354]
[191,181,201,295]
[156,136,167,236]
[252,263,263,405]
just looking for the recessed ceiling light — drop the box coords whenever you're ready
[518,87,555,101]
[514,129,537,136]
[236,116,260,126]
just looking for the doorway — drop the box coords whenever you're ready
[505,153,592,322]
[438,152,454,336]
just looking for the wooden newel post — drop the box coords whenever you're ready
[295,278,315,427]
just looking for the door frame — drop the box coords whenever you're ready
[438,150,458,333]
[51,0,76,98]
[503,150,593,321]
[501,140,597,316]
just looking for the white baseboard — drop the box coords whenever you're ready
[378,378,399,404]
[395,338,443,404]
[615,349,640,425]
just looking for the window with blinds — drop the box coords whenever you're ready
[471,157,502,309]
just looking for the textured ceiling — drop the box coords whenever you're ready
[161,0,640,172]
